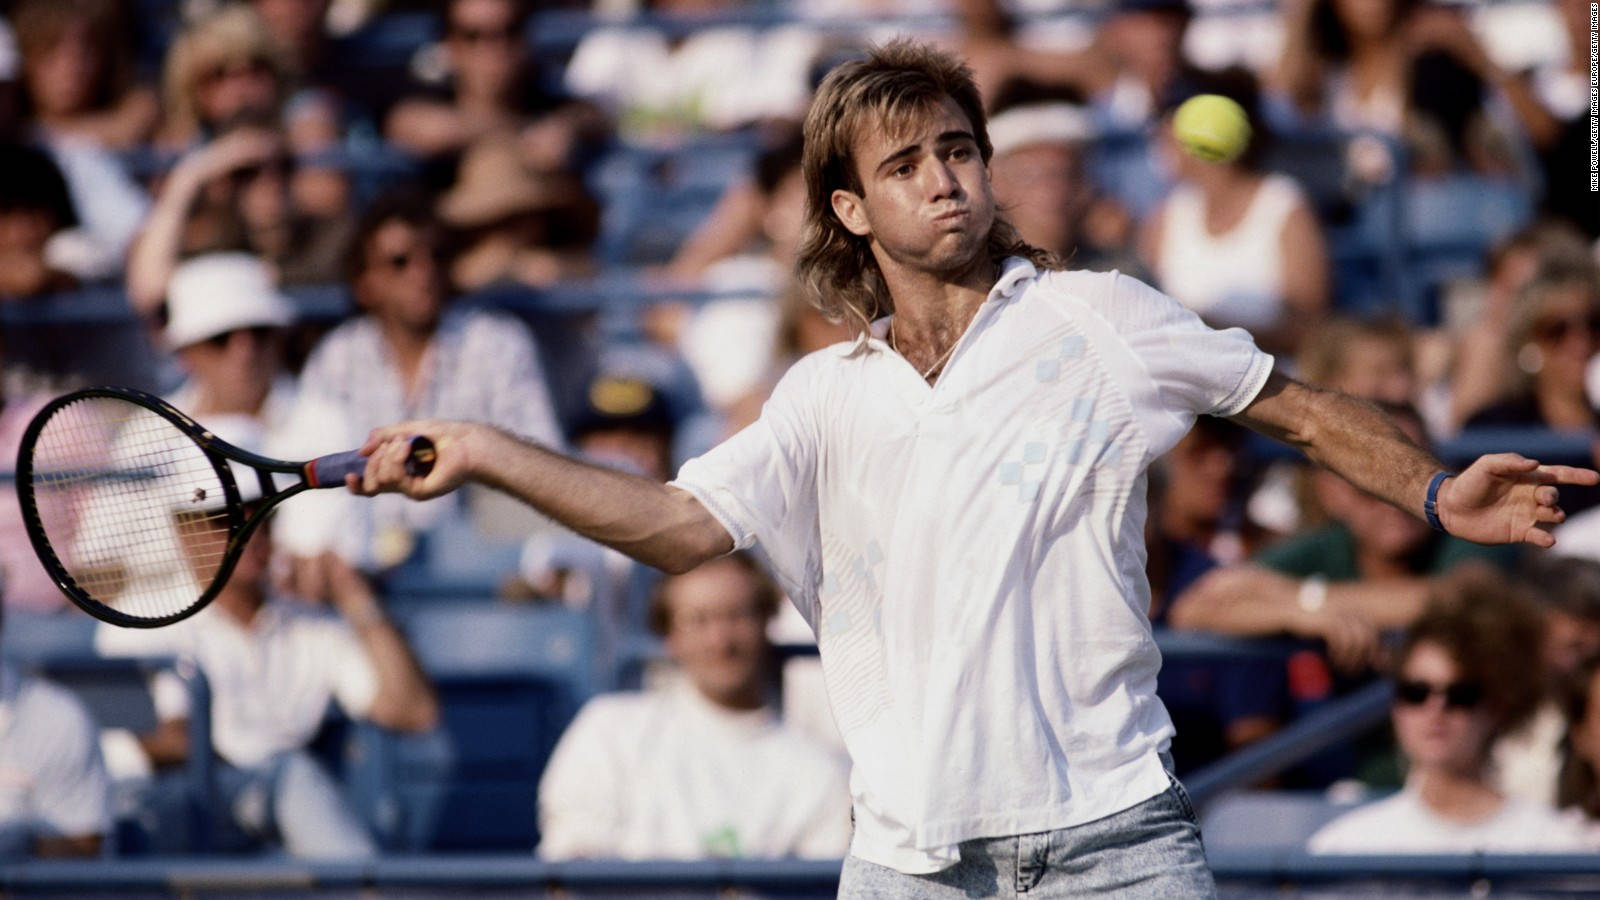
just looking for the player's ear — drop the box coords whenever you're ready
[831,188,872,238]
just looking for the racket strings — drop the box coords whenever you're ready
[27,397,233,621]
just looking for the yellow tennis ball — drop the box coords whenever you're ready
[1172,94,1251,164]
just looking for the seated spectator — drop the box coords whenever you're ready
[156,5,345,228]
[537,553,851,860]
[1308,575,1590,853]
[1147,417,1287,770]
[987,97,1139,277]
[12,0,156,151]
[160,253,295,420]
[94,420,438,858]
[279,189,563,572]
[11,0,152,277]
[0,603,110,859]
[386,0,604,178]
[1449,221,1593,431]
[127,117,353,313]
[437,134,597,291]
[1140,71,1329,356]
[0,671,108,859]
[561,0,821,139]
[0,142,77,302]
[1171,404,1513,677]
[1495,556,1600,808]
[1464,262,1600,432]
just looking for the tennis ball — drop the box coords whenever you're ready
[1172,94,1251,164]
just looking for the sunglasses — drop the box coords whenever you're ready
[448,24,519,45]
[1531,312,1600,345]
[1393,679,1483,710]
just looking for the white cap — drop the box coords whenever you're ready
[164,254,295,350]
[988,104,1099,158]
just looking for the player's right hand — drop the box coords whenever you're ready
[350,420,480,500]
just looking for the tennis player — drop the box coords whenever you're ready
[353,40,1597,897]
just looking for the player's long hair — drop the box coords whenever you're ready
[796,40,1061,337]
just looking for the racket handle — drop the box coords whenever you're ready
[305,436,437,489]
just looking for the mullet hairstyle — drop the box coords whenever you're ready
[797,40,1061,337]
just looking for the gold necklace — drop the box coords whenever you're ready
[891,321,959,381]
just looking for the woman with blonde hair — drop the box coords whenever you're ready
[156,5,288,149]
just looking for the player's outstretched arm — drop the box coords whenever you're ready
[351,421,734,573]
[1230,371,1599,547]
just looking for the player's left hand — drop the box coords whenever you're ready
[1437,454,1600,547]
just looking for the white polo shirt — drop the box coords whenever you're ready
[94,603,379,769]
[669,259,1273,873]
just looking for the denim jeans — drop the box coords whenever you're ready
[837,775,1215,898]
[213,750,376,858]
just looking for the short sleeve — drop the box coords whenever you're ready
[668,357,823,610]
[1061,270,1274,456]
[26,684,110,839]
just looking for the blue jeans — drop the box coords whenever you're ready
[213,750,376,858]
[838,775,1214,898]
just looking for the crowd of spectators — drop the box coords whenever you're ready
[0,0,1598,867]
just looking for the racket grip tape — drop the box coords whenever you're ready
[305,436,437,488]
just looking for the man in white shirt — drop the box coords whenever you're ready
[537,552,851,860]
[96,437,439,858]
[351,41,1596,897]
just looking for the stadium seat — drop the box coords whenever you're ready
[346,604,597,851]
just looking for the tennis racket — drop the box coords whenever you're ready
[15,385,435,628]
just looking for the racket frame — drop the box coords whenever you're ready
[18,386,326,628]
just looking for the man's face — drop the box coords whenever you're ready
[355,220,445,333]
[831,96,996,281]
[662,560,770,709]
[991,141,1088,256]
[176,327,284,414]
[447,0,523,97]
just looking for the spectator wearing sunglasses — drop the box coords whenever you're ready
[1308,572,1590,854]
[278,189,564,576]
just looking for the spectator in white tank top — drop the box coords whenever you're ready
[1140,72,1329,356]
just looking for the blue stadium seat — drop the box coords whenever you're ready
[589,136,760,266]
[345,604,597,851]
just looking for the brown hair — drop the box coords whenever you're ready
[796,39,1061,336]
[13,0,136,114]
[1395,567,1546,746]
[647,553,780,638]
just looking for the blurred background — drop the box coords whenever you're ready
[0,0,1598,896]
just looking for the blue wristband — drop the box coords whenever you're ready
[1424,471,1451,533]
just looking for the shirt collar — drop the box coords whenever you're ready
[862,255,1040,349]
